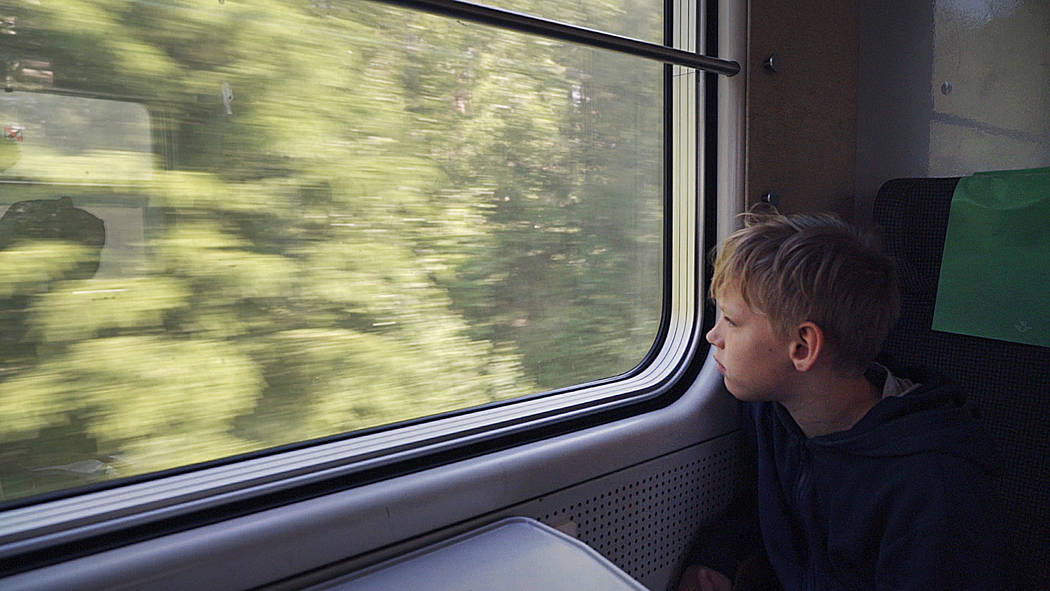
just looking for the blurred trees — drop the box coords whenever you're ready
[0,0,663,499]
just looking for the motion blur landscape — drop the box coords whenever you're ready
[0,0,663,500]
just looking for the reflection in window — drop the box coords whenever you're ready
[0,1,664,501]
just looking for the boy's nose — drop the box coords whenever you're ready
[706,324,722,348]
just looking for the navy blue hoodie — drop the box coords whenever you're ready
[750,368,1005,590]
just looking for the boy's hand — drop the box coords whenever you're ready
[677,564,733,591]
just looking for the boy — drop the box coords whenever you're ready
[681,213,1003,590]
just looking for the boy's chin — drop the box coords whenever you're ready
[722,380,772,402]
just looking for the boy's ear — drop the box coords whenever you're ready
[789,321,824,372]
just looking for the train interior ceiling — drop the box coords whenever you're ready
[0,0,1047,590]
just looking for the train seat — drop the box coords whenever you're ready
[872,177,1050,590]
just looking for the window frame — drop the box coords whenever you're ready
[0,0,738,576]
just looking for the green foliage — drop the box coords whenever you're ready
[0,242,99,299]
[0,0,665,500]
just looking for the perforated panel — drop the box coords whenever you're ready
[282,434,740,591]
[529,435,739,590]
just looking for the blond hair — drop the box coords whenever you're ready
[710,213,899,374]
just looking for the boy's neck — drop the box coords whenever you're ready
[780,369,882,438]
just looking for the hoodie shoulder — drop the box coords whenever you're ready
[815,375,999,474]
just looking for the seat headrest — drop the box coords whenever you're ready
[871,177,960,298]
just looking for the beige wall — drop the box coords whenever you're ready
[930,0,1050,175]
[855,0,1050,226]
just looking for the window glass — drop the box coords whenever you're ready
[466,0,665,43]
[0,0,663,501]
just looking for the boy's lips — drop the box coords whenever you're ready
[714,357,726,374]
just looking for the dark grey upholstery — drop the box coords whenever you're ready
[873,178,1050,590]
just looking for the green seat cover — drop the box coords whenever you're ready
[933,167,1050,348]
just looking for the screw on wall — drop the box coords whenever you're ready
[764,53,780,73]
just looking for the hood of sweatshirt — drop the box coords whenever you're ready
[805,372,999,475]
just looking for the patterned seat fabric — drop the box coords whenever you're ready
[873,178,1050,591]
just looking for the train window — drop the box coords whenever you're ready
[464,0,664,42]
[0,0,720,518]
